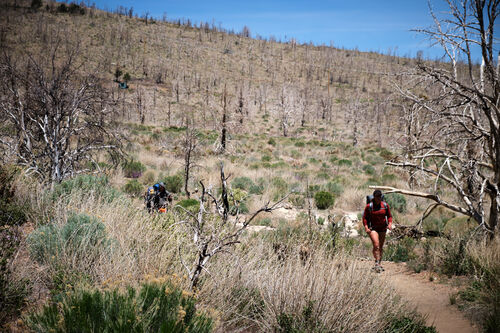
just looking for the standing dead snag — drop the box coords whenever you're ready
[392,0,500,236]
[182,124,199,198]
[0,38,122,185]
[176,163,289,289]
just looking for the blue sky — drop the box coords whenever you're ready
[90,0,486,61]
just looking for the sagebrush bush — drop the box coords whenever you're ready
[385,193,407,213]
[123,179,143,197]
[26,281,213,333]
[50,175,120,203]
[314,191,334,210]
[27,213,113,266]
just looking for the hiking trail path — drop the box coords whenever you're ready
[378,261,479,333]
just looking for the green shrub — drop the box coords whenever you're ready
[324,182,344,196]
[257,218,272,226]
[381,173,397,184]
[294,141,305,147]
[0,200,27,227]
[442,216,475,237]
[272,177,288,193]
[27,214,113,266]
[329,156,338,164]
[122,160,146,178]
[315,172,330,180]
[50,175,120,203]
[232,177,254,191]
[176,199,200,214]
[261,155,272,162]
[364,154,384,166]
[123,179,143,197]
[275,301,322,332]
[229,286,265,321]
[422,216,446,234]
[379,148,394,160]
[178,199,199,209]
[314,191,334,210]
[290,150,301,159]
[439,238,471,276]
[268,138,276,146]
[337,159,352,167]
[248,183,264,195]
[362,164,376,175]
[384,313,437,333]
[385,237,416,262]
[458,281,481,302]
[385,193,407,213]
[26,281,213,333]
[161,174,183,193]
[289,194,306,209]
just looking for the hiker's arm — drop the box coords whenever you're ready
[386,204,393,229]
[362,206,370,233]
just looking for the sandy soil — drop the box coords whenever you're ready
[379,261,479,333]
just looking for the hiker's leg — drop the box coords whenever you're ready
[378,231,387,261]
[369,231,381,262]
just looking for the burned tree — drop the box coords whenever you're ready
[182,123,200,199]
[0,40,122,185]
[390,0,499,236]
[176,163,289,289]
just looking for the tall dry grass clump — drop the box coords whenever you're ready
[466,236,500,331]
[199,240,407,332]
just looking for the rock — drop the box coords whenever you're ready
[340,213,359,238]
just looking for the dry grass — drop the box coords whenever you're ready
[200,240,406,332]
[12,179,190,291]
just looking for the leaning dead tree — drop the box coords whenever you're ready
[0,39,122,185]
[175,163,289,289]
[390,0,499,236]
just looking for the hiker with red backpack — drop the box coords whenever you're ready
[363,190,393,272]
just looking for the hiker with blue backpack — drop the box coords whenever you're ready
[363,189,393,272]
[144,182,172,213]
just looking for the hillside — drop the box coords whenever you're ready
[1,0,414,146]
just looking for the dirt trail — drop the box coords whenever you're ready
[379,261,478,333]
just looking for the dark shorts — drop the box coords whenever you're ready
[370,226,387,233]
